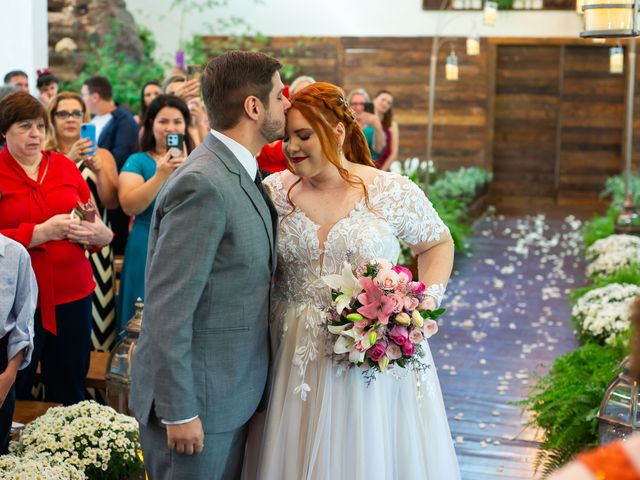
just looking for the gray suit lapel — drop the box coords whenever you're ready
[203,134,275,262]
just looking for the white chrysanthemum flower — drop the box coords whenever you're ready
[586,248,640,278]
[12,400,142,478]
[572,283,640,343]
[586,234,640,262]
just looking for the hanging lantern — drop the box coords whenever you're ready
[484,0,498,26]
[577,0,585,13]
[446,51,459,81]
[105,298,144,414]
[581,0,639,38]
[597,356,640,444]
[467,36,480,55]
[610,45,625,72]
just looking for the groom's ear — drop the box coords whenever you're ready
[244,96,261,121]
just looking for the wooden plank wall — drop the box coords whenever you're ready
[202,35,638,210]
[492,45,560,202]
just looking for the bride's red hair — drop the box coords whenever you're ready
[284,82,376,215]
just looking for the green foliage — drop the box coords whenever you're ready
[569,266,640,304]
[430,167,492,206]
[519,342,628,477]
[582,208,618,249]
[59,21,166,113]
[602,173,640,210]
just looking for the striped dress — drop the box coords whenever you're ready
[75,159,117,351]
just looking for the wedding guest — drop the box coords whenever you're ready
[36,68,59,107]
[45,92,119,350]
[116,94,192,333]
[0,85,19,102]
[549,297,640,480]
[0,233,36,454]
[289,75,315,95]
[0,91,113,405]
[3,71,28,93]
[347,87,386,159]
[82,76,138,255]
[373,89,399,170]
[163,74,208,146]
[135,81,162,124]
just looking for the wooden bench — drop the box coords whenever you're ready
[13,400,60,425]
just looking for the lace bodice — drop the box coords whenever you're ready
[264,171,450,399]
[265,171,449,307]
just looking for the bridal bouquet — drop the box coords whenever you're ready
[322,260,444,380]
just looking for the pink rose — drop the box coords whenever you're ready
[375,269,399,290]
[409,281,426,294]
[404,296,420,312]
[377,259,393,271]
[389,325,409,346]
[419,295,437,311]
[392,265,413,284]
[409,328,424,344]
[402,341,415,356]
[369,341,387,361]
[388,292,406,313]
[423,319,439,339]
[386,344,402,360]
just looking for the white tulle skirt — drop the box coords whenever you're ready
[242,301,460,480]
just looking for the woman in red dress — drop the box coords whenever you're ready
[0,91,113,405]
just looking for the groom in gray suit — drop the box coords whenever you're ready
[129,51,290,479]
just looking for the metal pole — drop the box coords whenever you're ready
[426,42,439,193]
[623,37,636,202]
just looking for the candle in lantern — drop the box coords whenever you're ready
[610,46,624,73]
[467,37,480,55]
[484,1,498,25]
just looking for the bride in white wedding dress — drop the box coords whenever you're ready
[243,82,460,480]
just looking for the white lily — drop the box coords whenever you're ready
[322,262,362,314]
[389,161,403,175]
[333,327,370,364]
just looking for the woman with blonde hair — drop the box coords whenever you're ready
[244,82,459,479]
[45,91,119,350]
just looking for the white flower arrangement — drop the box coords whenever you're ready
[586,248,640,279]
[571,283,640,344]
[0,452,85,479]
[586,234,640,262]
[11,400,143,480]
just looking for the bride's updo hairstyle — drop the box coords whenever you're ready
[285,82,376,213]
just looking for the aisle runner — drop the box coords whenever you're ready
[429,213,585,480]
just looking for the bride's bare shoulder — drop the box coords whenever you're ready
[350,164,381,184]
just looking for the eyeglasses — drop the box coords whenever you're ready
[350,102,365,107]
[54,110,84,119]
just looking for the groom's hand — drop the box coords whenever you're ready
[167,418,205,455]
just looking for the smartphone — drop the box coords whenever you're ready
[80,123,97,156]
[364,102,375,114]
[186,64,203,82]
[166,133,184,157]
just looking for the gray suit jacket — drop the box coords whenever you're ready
[130,133,275,434]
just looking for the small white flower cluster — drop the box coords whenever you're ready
[389,157,435,177]
[0,451,85,479]
[586,246,640,279]
[572,283,640,344]
[586,234,640,262]
[11,400,140,477]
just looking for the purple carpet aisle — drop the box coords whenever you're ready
[430,212,586,480]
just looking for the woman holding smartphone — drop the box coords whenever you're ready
[116,95,194,332]
[45,92,119,350]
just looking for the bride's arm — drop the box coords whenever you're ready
[413,234,455,307]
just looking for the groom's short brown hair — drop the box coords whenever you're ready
[202,51,282,131]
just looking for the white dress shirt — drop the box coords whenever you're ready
[162,129,259,426]
[90,112,113,142]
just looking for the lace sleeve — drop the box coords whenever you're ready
[379,173,449,246]
[263,172,287,216]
